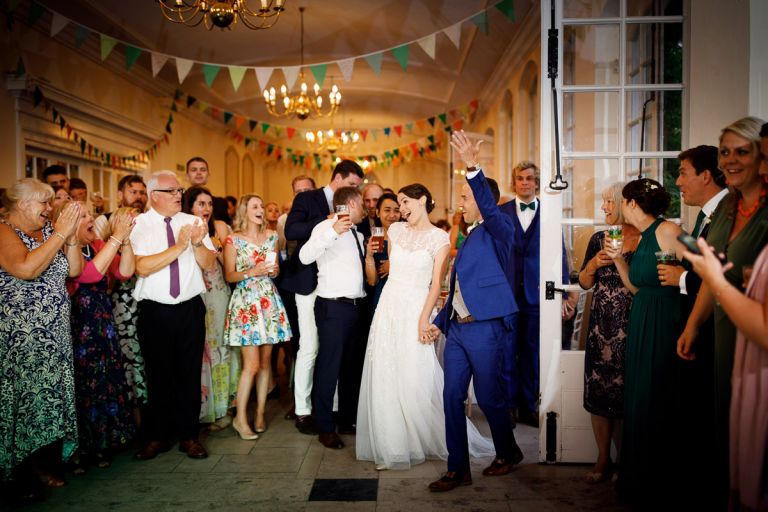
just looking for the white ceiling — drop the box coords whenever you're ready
[32,0,534,153]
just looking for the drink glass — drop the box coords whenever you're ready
[336,204,349,221]
[606,225,624,250]
[265,250,277,270]
[371,227,384,252]
[655,250,678,266]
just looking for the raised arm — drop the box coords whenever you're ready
[299,217,350,264]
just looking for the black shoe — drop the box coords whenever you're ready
[267,386,280,401]
[295,414,318,435]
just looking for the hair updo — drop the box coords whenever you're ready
[622,178,671,217]
[398,183,435,213]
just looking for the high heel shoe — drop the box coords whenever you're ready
[254,419,267,434]
[232,420,259,440]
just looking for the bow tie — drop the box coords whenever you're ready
[520,201,536,211]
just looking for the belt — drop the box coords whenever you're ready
[456,314,475,324]
[321,296,362,306]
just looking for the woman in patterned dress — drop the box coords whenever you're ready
[0,179,82,497]
[577,182,638,483]
[183,187,239,429]
[224,195,292,439]
[66,205,136,470]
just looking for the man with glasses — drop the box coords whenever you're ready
[130,171,216,460]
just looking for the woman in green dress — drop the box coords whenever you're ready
[678,116,768,506]
[605,178,685,505]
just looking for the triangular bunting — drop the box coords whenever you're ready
[444,23,461,49]
[453,119,463,130]
[124,46,142,70]
[255,67,274,92]
[427,117,435,127]
[394,125,402,137]
[309,64,327,88]
[74,25,90,48]
[223,112,233,124]
[151,53,169,77]
[360,129,368,141]
[469,99,479,111]
[261,123,270,135]
[287,127,296,140]
[50,13,69,37]
[416,34,436,59]
[249,120,257,132]
[176,58,194,83]
[495,0,516,21]
[187,95,197,107]
[384,127,391,137]
[274,126,283,137]
[100,34,118,61]
[197,101,208,113]
[33,87,43,107]
[234,116,245,130]
[415,119,426,131]
[364,53,383,75]
[438,113,447,125]
[405,122,413,133]
[337,58,355,82]
[391,45,409,71]
[470,12,489,35]
[282,66,300,91]
[228,66,247,91]
[201,64,221,88]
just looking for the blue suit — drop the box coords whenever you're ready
[433,169,519,473]
[499,199,569,413]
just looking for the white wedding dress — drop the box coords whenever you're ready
[356,222,495,469]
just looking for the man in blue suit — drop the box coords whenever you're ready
[283,160,364,434]
[499,161,571,427]
[426,131,522,492]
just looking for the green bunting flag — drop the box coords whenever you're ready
[228,66,247,91]
[438,113,447,125]
[100,34,118,61]
[495,0,516,20]
[384,127,391,136]
[391,45,409,71]
[124,46,142,70]
[261,123,270,135]
[309,64,327,88]
[470,12,489,35]
[201,64,221,88]
[364,53,383,75]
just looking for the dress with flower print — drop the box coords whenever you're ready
[224,233,292,346]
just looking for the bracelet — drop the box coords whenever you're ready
[109,235,123,246]
[53,231,66,243]
[65,240,80,247]
[466,161,479,169]
[109,240,121,249]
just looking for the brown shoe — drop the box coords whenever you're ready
[482,448,523,476]
[178,439,208,459]
[295,414,318,435]
[428,471,472,492]
[134,441,171,461]
[318,432,345,449]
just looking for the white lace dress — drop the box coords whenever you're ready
[356,222,495,469]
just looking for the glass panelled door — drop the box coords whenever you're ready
[538,0,683,463]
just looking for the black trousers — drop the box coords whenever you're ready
[137,296,205,441]
[312,297,361,433]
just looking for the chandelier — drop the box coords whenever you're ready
[305,125,360,154]
[263,7,341,120]
[156,0,286,30]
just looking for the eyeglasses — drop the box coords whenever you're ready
[153,188,185,196]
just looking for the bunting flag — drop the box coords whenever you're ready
[364,53,383,75]
[249,120,258,132]
[201,64,221,88]
[255,67,273,92]
[228,66,247,91]
[470,12,489,35]
[496,0,516,21]
[176,58,194,83]
[383,127,391,137]
[394,125,402,137]
[337,57,355,82]
[416,34,436,59]
[444,23,462,48]
[391,45,409,71]
[100,34,118,61]
[151,53,168,77]
[50,12,69,37]
[74,24,90,48]
[309,64,327,88]
[282,66,300,91]
[124,45,142,70]
[286,127,296,140]
[223,112,233,124]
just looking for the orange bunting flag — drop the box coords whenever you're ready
[287,127,296,140]
[394,125,402,137]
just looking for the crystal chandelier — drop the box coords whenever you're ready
[305,126,360,154]
[263,7,341,120]
[156,0,286,30]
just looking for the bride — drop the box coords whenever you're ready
[356,183,494,470]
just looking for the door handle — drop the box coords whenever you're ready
[545,281,566,300]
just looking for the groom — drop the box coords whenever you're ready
[427,130,522,492]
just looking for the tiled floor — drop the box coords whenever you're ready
[11,395,628,511]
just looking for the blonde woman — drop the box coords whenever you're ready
[224,195,292,439]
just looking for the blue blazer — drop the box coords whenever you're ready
[281,188,330,295]
[500,199,569,307]
[434,170,518,335]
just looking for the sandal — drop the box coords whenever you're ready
[94,452,112,469]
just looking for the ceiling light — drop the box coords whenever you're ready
[156,0,286,30]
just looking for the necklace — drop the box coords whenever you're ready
[82,244,92,259]
[737,189,766,218]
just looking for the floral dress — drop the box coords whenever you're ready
[111,276,147,406]
[69,241,135,459]
[200,258,240,423]
[0,220,78,477]
[224,233,292,346]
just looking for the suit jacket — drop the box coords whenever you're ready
[434,170,518,335]
[281,188,330,295]
[500,199,569,308]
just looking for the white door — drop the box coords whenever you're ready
[537,0,685,463]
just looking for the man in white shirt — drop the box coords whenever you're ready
[130,170,216,461]
[94,175,147,239]
[298,186,366,449]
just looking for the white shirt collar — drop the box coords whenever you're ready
[323,186,334,210]
[701,188,729,218]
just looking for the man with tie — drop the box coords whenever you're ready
[298,187,367,449]
[130,170,216,460]
[283,161,364,435]
[499,161,570,427]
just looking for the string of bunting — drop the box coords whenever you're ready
[10,0,515,91]
[173,89,478,142]
[30,85,175,168]
[228,126,452,173]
